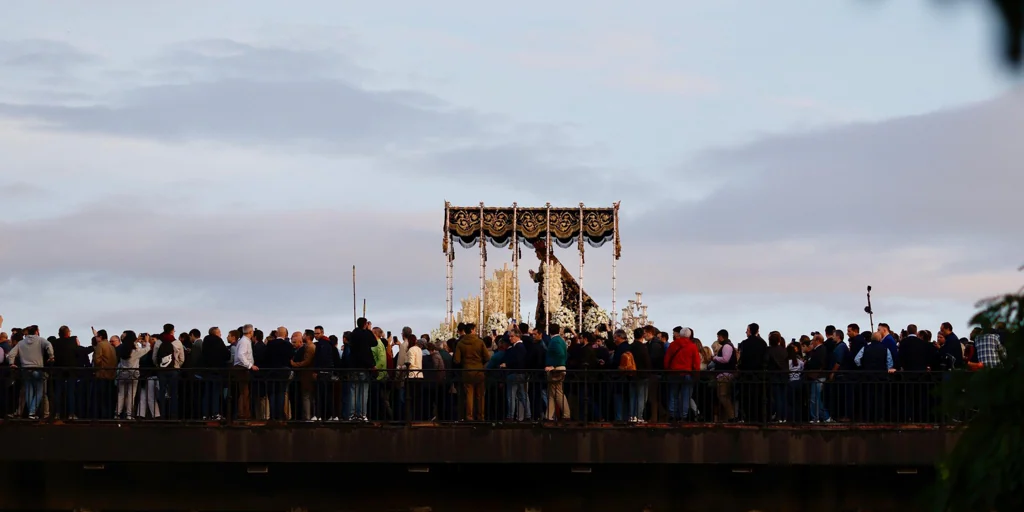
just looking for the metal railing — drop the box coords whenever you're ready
[0,367,967,426]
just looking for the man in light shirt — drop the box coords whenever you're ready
[232,324,259,420]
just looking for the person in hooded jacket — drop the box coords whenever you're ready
[6,325,54,420]
[199,327,230,420]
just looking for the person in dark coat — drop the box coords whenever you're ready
[198,328,229,420]
[897,324,936,422]
[313,331,343,421]
[501,329,530,421]
[737,323,768,422]
[264,333,294,421]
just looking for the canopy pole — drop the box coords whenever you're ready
[545,202,552,332]
[512,203,519,322]
[578,202,585,333]
[479,202,486,327]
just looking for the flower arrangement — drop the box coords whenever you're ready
[543,261,563,314]
[430,322,455,344]
[550,306,577,332]
[583,307,611,333]
[486,311,509,335]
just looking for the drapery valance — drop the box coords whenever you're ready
[443,204,620,259]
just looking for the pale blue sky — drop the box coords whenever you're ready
[0,0,1020,341]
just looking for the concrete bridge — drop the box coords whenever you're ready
[0,423,953,511]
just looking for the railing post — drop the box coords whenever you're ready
[226,368,234,426]
[761,369,768,426]
[582,366,588,428]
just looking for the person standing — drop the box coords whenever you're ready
[348,318,377,422]
[290,331,315,421]
[737,323,767,423]
[6,325,54,420]
[543,324,569,421]
[232,325,258,420]
[664,327,700,423]
[92,330,117,420]
[454,323,490,421]
[711,329,738,422]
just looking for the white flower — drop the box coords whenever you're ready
[486,312,508,335]
[430,322,454,343]
[583,307,610,333]
[551,306,577,332]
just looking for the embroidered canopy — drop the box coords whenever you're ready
[443,203,620,259]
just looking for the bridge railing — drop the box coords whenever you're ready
[0,367,966,426]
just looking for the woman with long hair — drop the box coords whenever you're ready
[786,343,805,423]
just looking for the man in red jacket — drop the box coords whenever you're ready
[664,327,701,422]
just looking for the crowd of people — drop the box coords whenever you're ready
[0,313,1007,425]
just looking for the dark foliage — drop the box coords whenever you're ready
[932,286,1023,511]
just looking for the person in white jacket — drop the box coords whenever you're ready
[115,332,150,420]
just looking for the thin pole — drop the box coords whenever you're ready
[866,286,875,332]
[445,202,452,326]
[352,265,357,327]
[448,240,454,327]
[578,202,584,333]
[611,202,619,328]
[512,203,519,322]
[362,298,366,319]
[545,202,552,331]
[479,202,486,327]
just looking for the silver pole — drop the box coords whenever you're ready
[479,202,486,327]
[512,203,519,322]
[545,202,552,331]
[578,202,584,333]
[611,202,619,328]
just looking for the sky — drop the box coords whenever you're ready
[1,0,1021,342]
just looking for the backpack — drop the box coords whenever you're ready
[619,351,636,376]
[156,341,175,368]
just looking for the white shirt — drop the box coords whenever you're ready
[406,345,423,378]
[234,335,255,369]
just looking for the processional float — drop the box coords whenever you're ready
[443,202,621,332]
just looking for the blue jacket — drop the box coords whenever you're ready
[881,334,899,367]
[486,350,506,370]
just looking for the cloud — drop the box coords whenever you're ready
[153,38,365,82]
[607,90,1024,304]
[0,181,46,197]
[0,202,440,290]
[0,38,634,195]
[635,88,1024,245]
[0,80,482,152]
[0,39,98,74]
